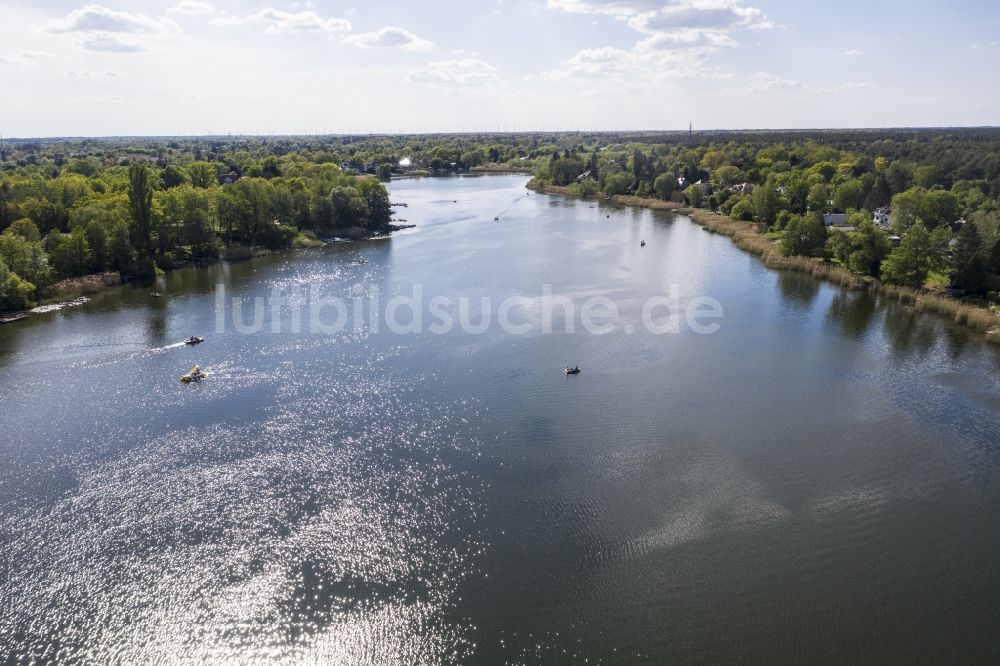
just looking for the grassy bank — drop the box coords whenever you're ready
[531,180,1000,344]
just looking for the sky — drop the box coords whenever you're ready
[1,0,999,137]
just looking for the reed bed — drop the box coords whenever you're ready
[47,272,122,299]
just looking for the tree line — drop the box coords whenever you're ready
[532,131,1000,298]
[0,145,393,311]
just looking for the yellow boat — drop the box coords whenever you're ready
[180,366,206,383]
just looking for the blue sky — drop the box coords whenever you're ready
[1,0,998,136]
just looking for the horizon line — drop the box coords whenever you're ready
[3,125,1000,142]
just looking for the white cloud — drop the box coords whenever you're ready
[168,1,215,16]
[535,28,726,84]
[0,50,56,65]
[546,1,665,17]
[409,59,498,86]
[815,82,871,94]
[214,8,350,34]
[344,26,433,52]
[837,49,864,56]
[66,69,126,78]
[740,71,803,93]
[548,0,771,36]
[534,45,720,85]
[45,5,176,34]
[628,2,772,35]
[75,95,129,105]
[81,34,148,53]
[540,0,770,84]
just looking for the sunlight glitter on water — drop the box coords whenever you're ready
[0,353,485,664]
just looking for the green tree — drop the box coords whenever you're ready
[847,219,892,277]
[128,164,154,256]
[827,229,852,264]
[752,183,781,224]
[603,173,632,196]
[833,179,864,212]
[0,229,48,287]
[187,162,218,189]
[358,178,392,229]
[161,165,190,189]
[782,213,827,257]
[84,221,109,271]
[5,218,41,242]
[890,187,924,230]
[48,227,92,278]
[990,237,1000,277]
[0,257,36,311]
[107,222,135,272]
[920,190,959,229]
[730,197,754,221]
[329,185,369,229]
[949,221,988,294]
[807,184,829,212]
[880,224,946,288]
[913,165,940,189]
[653,174,675,201]
[684,184,704,208]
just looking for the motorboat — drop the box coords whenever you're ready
[180,366,206,383]
[184,336,204,345]
[565,365,581,375]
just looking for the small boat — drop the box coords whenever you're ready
[494,216,499,221]
[180,366,206,383]
[150,292,163,298]
[184,336,204,345]
[565,365,581,375]
[0,312,28,325]
[640,240,646,247]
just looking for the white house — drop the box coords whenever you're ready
[873,206,892,229]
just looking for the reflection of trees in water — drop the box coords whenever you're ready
[776,271,820,307]
[942,323,975,361]
[146,313,167,345]
[880,297,938,357]
[826,290,878,338]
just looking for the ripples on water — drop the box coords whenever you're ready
[3,175,1000,663]
[0,347,486,663]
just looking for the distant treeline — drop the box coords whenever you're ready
[4,129,1000,312]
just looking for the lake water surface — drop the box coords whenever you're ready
[2,174,1000,663]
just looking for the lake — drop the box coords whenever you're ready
[2,174,1000,663]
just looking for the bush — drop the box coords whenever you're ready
[0,258,36,310]
[257,223,298,250]
[730,198,754,221]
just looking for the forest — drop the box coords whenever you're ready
[530,128,1000,300]
[0,137,396,310]
[3,129,1000,312]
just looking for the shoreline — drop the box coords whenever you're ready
[529,180,1000,345]
[1,226,415,319]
